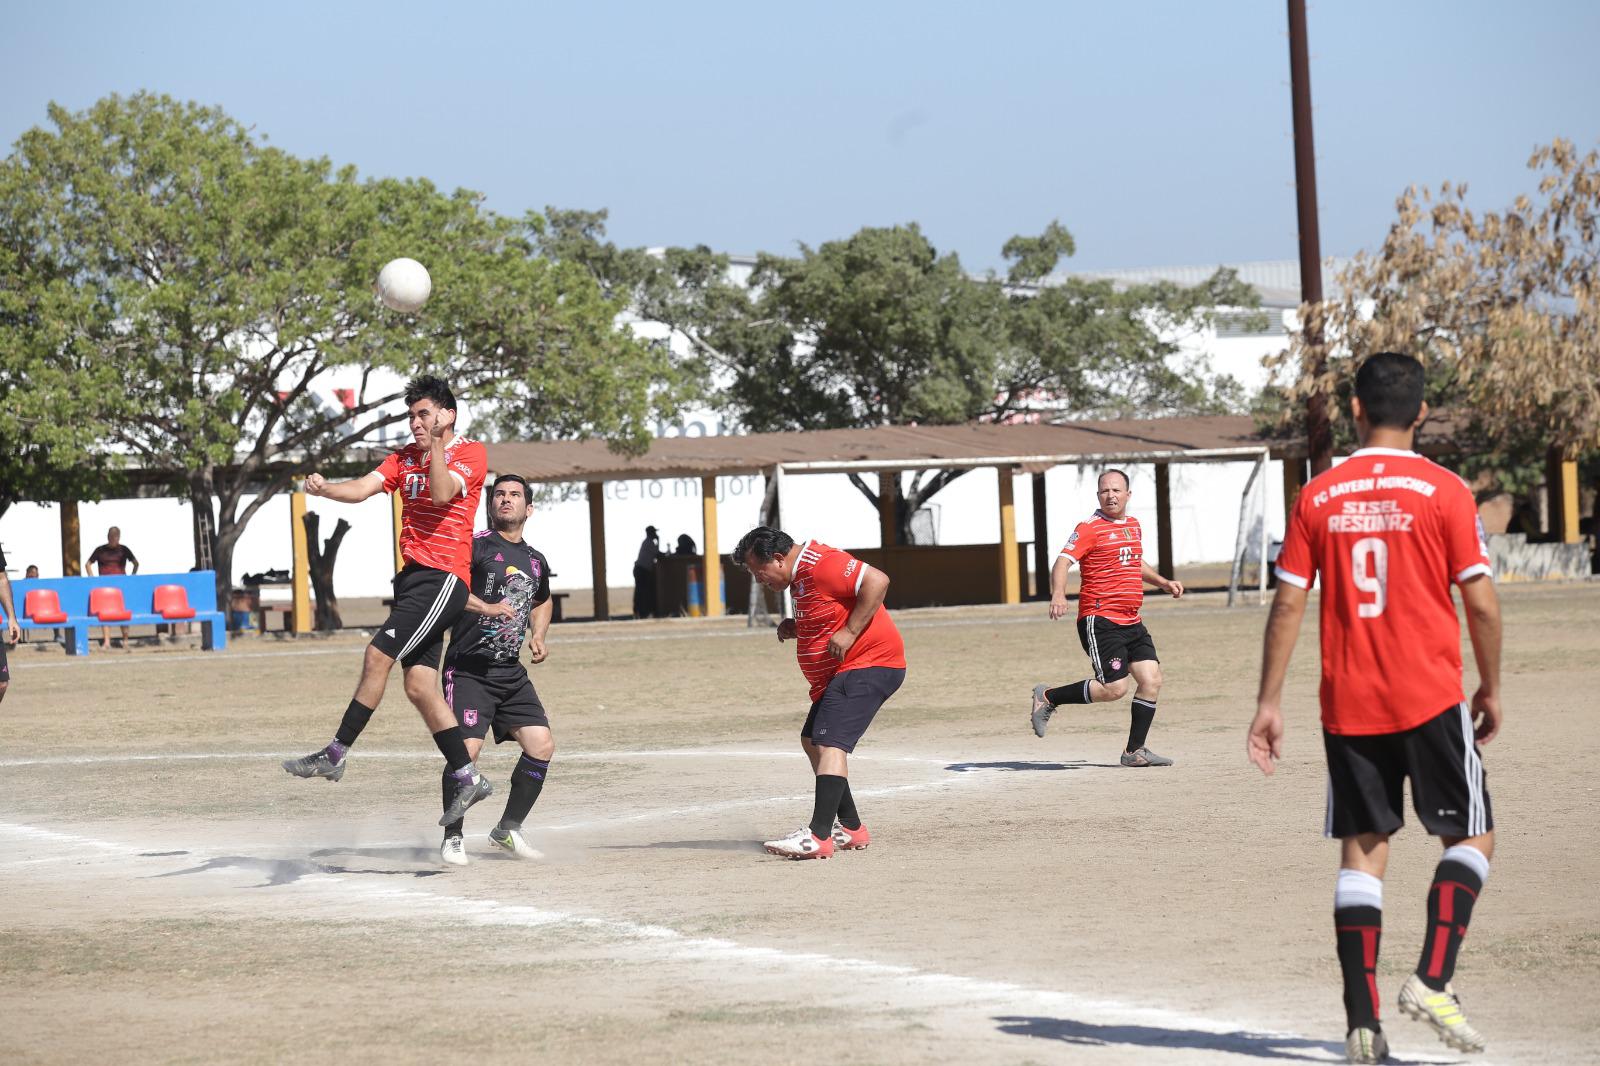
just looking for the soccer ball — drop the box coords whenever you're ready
[376,257,432,313]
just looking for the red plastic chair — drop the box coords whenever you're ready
[89,587,133,622]
[24,589,69,625]
[153,585,196,620]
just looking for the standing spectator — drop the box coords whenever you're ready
[87,526,139,649]
[0,546,18,703]
[632,525,664,619]
[674,533,697,556]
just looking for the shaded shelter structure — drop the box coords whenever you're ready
[484,415,1293,620]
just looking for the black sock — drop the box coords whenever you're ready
[810,775,848,840]
[498,754,550,831]
[1045,680,1093,705]
[432,727,472,774]
[1416,847,1488,991]
[441,772,463,838]
[836,780,861,831]
[1127,697,1157,751]
[1335,904,1384,1030]
[334,699,376,747]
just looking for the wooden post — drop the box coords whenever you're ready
[1032,472,1050,599]
[998,467,1020,604]
[290,491,313,634]
[390,490,404,574]
[1281,455,1307,519]
[701,475,722,618]
[60,499,82,576]
[1154,462,1174,581]
[1547,447,1581,543]
[587,482,609,620]
[878,470,896,547]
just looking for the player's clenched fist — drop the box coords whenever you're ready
[775,617,797,642]
[304,473,328,496]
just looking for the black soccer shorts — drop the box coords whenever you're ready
[445,664,549,743]
[369,563,468,670]
[1322,702,1493,839]
[801,666,905,753]
[1076,615,1158,683]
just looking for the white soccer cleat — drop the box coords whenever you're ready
[1397,974,1487,1053]
[1344,1026,1389,1064]
[440,836,468,866]
[488,826,543,860]
[762,826,834,860]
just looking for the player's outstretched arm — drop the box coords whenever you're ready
[304,472,385,504]
[1249,583,1308,775]
[1458,574,1503,743]
[1049,556,1074,620]
[464,593,515,622]
[1139,561,1183,598]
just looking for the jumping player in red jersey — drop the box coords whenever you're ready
[283,376,500,828]
[736,526,907,860]
[1030,469,1185,766]
[1248,352,1503,1063]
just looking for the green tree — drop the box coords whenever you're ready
[0,93,680,601]
[533,214,1256,543]
[697,222,1252,541]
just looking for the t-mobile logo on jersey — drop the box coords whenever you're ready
[403,472,427,499]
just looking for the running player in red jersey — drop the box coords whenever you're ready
[283,376,499,827]
[736,526,907,860]
[1248,353,1503,1063]
[1030,469,1185,766]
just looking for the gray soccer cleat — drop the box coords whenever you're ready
[440,835,468,867]
[1344,1026,1389,1064]
[282,747,345,781]
[439,769,493,827]
[1397,974,1487,1053]
[1030,684,1055,738]
[1120,747,1174,767]
[488,826,543,860]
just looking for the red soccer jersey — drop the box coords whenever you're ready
[791,540,907,702]
[1274,448,1492,736]
[374,436,487,583]
[1060,511,1146,624]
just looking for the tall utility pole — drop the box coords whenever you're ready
[1288,0,1333,475]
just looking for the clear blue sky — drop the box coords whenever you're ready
[4,1,1596,273]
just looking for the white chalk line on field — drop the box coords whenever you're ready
[0,818,1403,1064]
[0,746,954,768]
[8,599,1251,672]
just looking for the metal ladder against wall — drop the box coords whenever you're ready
[194,507,215,571]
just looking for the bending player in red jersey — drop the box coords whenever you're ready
[1248,352,1503,1063]
[1030,469,1185,766]
[736,526,907,860]
[282,376,500,829]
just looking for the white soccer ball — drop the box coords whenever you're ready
[376,257,432,313]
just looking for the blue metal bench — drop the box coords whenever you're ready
[9,572,228,656]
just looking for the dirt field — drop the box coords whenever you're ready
[2,583,1596,1065]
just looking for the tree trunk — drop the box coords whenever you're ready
[303,511,350,631]
[187,471,227,609]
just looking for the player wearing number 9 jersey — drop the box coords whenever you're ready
[1249,353,1504,1061]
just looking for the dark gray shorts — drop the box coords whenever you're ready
[801,666,905,753]
[445,664,548,743]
